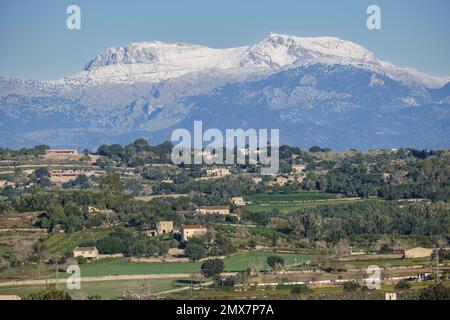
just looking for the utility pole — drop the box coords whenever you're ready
[434,247,440,284]
[55,260,59,285]
[190,274,193,297]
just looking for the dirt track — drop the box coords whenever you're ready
[0,272,238,287]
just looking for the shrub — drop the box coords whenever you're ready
[395,279,411,290]
[221,276,236,287]
[201,258,224,279]
[76,256,87,265]
[25,285,71,300]
[291,285,312,296]
[418,283,450,300]
[96,236,125,254]
[267,256,285,271]
[247,239,257,249]
[185,242,207,261]
[343,281,360,292]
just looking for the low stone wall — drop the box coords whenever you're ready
[129,255,226,263]
[129,257,190,263]
[98,254,124,259]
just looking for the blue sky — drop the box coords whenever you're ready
[0,0,449,80]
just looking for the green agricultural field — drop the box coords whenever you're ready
[334,257,431,269]
[0,244,9,257]
[0,263,54,281]
[223,252,313,272]
[79,258,201,277]
[245,192,338,203]
[245,198,363,214]
[77,252,313,277]
[0,278,194,299]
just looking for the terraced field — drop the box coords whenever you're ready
[244,192,362,214]
[44,227,116,256]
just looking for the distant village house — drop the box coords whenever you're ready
[181,224,207,241]
[196,206,230,215]
[252,177,263,184]
[73,247,99,261]
[0,180,14,188]
[206,168,230,177]
[145,221,174,237]
[46,149,78,156]
[50,170,99,184]
[231,197,246,206]
[292,164,306,174]
[156,221,174,235]
[268,175,291,186]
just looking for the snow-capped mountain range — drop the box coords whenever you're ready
[1,34,449,150]
[56,33,449,88]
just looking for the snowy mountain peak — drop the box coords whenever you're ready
[2,35,450,150]
[240,33,376,70]
[59,34,449,88]
[76,40,248,84]
[84,40,210,71]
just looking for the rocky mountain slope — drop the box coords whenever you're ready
[0,34,449,150]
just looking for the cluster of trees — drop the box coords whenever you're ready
[0,166,55,193]
[36,203,103,233]
[3,175,192,231]
[200,258,224,284]
[267,255,285,272]
[272,145,449,203]
[418,283,450,300]
[25,285,72,300]
[30,167,53,188]
[62,175,92,189]
[96,139,173,167]
[0,145,49,160]
[79,227,170,258]
[198,255,286,287]
[301,151,449,201]
[156,175,259,206]
[298,201,448,241]
[184,231,237,261]
[243,201,449,244]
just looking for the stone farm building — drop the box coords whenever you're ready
[268,175,291,186]
[50,170,100,184]
[206,168,230,177]
[144,221,174,237]
[231,197,246,206]
[252,177,263,184]
[73,247,99,261]
[0,180,14,188]
[156,221,174,235]
[0,295,22,300]
[181,224,207,241]
[46,149,78,155]
[50,170,82,184]
[196,206,230,215]
[292,164,306,173]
